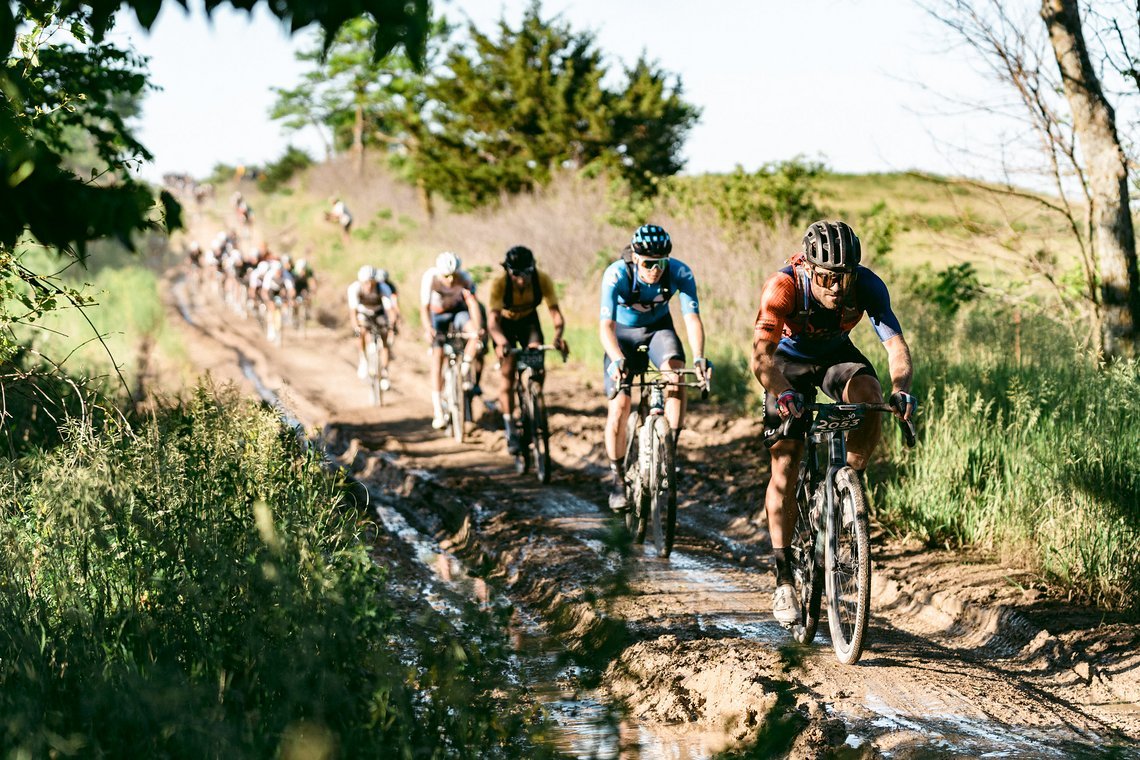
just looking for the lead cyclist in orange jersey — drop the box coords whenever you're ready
[751,220,916,626]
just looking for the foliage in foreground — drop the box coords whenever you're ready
[872,294,1140,609]
[0,385,552,757]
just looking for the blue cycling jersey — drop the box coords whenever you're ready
[599,258,700,328]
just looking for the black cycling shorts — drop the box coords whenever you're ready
[603,316,685,398]
[763,339,878,443]
[500,312,544,349]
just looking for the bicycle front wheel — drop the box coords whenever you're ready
[529,382,551,484]
[790,491,824,645]
[622,411,645,541]
[445,363,465,443]
[647,415,677,558]
[825,467,871,664]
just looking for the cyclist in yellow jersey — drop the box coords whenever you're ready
[487,246,568,454]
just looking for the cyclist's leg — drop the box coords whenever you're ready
[498,317,526,416]
[646,321,685,435]
[820,341,881,472]
[603,325,647,463]
[430,313,453,424]
[761,350,820,618]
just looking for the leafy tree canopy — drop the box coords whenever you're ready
[421,1,700,209]
[1,0,431,253]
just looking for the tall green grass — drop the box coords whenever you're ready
[0,385,555,757]
[871,297,1140,609]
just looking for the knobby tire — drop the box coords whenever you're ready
[647,415,677,558]
[826,467,871,664]
[530,381,551,484]
[790,488,824,645]
[623,411,645,541]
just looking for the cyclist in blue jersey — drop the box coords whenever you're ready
[600,224,710,512]
[751,220,916,625]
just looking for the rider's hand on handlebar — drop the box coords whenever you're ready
[424,327,436,344]
[776,389,805,419]
[606,358,626,384]
[889,391,918,421]
[693,356,713,386]
[554,337,569,358]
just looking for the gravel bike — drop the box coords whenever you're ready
[614,365,710,558]
[507,345,564,483]
[781,402,916,664]
[359,310,390,407]
[441,333,474,443]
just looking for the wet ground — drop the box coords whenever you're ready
[163,257,1140,758]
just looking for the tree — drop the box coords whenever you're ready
[271,16,450,213]
[1,0,432,253]
[1040,0,1139,358]
[420,1,698,209]
[928,0,1139,358]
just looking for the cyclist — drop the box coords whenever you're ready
[487,245,569,454]
[751,219,916,626]
[600,224,709,512]
[254,260,295,342]
[328,198,352,240]
[348,265,397,389]
[421,252,484,430]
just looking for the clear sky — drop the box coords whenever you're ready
[111,0,1037,183]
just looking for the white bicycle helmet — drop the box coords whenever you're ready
[435,251,460,275]
[357,264,377,283]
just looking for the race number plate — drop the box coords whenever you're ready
[810,406,864,433]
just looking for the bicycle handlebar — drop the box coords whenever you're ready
[777,401,917,448]
[606,366,711,401]
[507,344,567,361]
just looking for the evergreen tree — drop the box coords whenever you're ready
[420,1,698,208]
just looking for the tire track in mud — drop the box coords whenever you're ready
[167,271,1140,758]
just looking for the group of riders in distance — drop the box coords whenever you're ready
[184,212,919,634]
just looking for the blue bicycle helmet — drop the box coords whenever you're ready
[630,224,672,258]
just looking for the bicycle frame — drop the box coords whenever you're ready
[507,345,564,482]
[440,333,472,442]
[618,367,710,558]
[784,401,916,664]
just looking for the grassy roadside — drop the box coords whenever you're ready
[0,384,557,757]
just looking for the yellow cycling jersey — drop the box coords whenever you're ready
[489,270,558,320]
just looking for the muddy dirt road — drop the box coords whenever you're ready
[166,265,1140,759]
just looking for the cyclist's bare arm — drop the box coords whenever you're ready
[421,304,434,341]
[462,290,483,333]
[487,309,509,352]
[599,319,624,364]
[751,334,795,396]
[884,334,914,417]
[682,312,705,363]
[548,304,567,352]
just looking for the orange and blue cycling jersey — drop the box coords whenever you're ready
[754,254,902,361]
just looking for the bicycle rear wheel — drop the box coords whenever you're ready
[790,489,824,645]
[529,382,551,484]
[622,411,645,541]
[647,415,677,557]
[825,467,871,664]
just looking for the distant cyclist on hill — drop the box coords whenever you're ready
[421,252,484,430]
[487,245,569,454]
[327,198,352,241]
[751,219,916,626]
[599,224,709,512]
